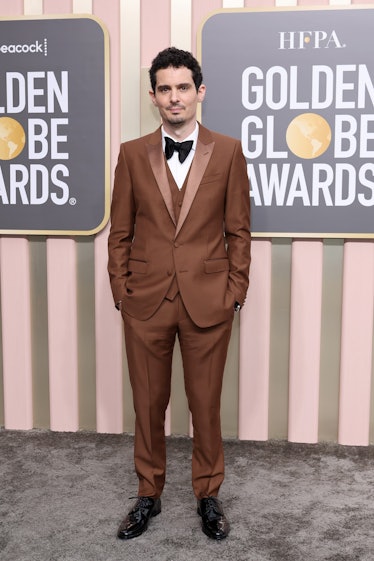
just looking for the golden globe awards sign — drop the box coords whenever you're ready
[200,7,374,237]
[0,16,109,235]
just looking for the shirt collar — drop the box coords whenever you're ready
[162,122,199,151]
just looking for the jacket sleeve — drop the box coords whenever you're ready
[107,144,136,304]
[224,139,251,306]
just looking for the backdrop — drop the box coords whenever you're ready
[0,0,373,446]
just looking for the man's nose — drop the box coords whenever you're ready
[170,88,179,102]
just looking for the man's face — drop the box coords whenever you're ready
[149,66,206,131]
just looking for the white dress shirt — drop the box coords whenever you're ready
[162,123,199,190]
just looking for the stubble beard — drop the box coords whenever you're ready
[165,115,185,127]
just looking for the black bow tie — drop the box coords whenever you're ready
[164,137,193,163]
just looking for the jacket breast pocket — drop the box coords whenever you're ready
[200,173,222,185]
[204,258,229,274]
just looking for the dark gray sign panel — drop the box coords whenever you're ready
[0,16,110,235]
[200,7,374,238]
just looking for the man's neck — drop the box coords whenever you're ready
[162,121,197,141]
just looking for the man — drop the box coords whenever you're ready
[108,47,251,541]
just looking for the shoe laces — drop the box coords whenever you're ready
[128,496,155,520]
[203,497,222,520]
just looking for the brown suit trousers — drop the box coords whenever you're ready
[123,295,234,499]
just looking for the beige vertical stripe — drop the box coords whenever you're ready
[76,238,96,430]
[121,0,141,141]
[29,237,50,429]
[24,0,43,14]
[318,240,343,442]
[73,0,92,12]
[171,0,192,50]
[119,0,141,433]
[93,0,124,434]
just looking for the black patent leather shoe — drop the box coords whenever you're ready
[197,497,230,540]
[117,496,161,539]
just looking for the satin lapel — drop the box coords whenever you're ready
[175,137,215,239]
[146,139,176,226]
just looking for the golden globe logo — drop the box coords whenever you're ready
[0,117,26,159]
[286,114,331,159]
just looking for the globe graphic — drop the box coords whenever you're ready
[286,113,331,159]
[0,117,26,160]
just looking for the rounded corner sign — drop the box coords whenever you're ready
[200,7,374,238]
[0,16,110,236]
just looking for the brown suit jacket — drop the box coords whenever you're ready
[108,124,251,328]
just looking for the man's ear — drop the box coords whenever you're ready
[149,90,157,106]
[197,84,206,102]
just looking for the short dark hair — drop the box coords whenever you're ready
[149,47,203,93]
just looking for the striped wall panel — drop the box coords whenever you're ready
[0,0,373,445]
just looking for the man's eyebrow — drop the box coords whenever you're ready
[156,82,192,89]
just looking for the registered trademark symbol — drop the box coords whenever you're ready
[69,197,77,205]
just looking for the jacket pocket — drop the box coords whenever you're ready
[204,258,229,274]
[127,259,148,274]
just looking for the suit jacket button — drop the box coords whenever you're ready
[167,270,172,276]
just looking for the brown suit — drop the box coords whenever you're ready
[108,124,251,499]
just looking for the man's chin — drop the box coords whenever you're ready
[166,117,185,126]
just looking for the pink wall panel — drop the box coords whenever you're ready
[192,0,221,55]
[141,0,171,67]
[288,242,323,443]
[339,243,374,446]
[0,239,33,429]
[239,240,272,440]
[47,239,79,431]
[0,0,22,15]
[44,0,73,12]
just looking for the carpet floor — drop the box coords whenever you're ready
[1,430,373,561]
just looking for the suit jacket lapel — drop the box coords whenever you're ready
[146,129,176,226]
[146,125,215,236]
[175,127,214,239]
